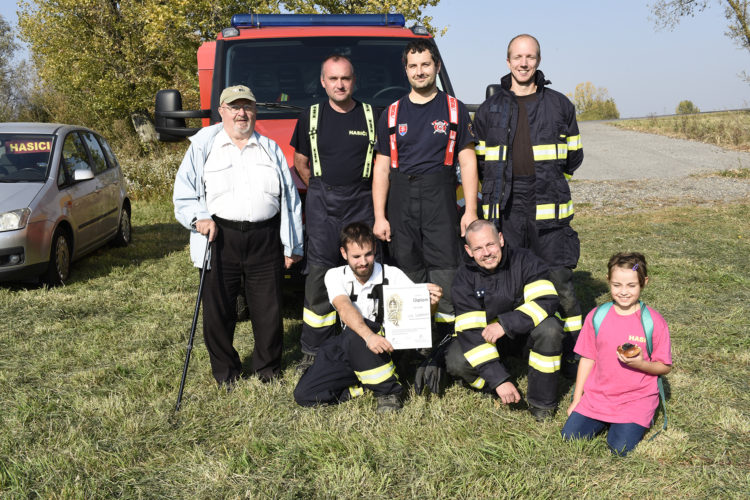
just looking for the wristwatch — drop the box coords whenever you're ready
[190,217,197,230]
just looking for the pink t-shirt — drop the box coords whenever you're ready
[574,305,672,428]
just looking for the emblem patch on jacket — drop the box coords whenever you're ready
[398,123,408,136]
[432,120,448,135]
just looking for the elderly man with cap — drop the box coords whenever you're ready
[174,85,304,387]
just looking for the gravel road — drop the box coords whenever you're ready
[569,122,750,213]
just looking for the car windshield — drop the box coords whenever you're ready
[0,134,54,183]
[223,36,445,118]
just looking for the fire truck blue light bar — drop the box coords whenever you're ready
[231,13,406,28]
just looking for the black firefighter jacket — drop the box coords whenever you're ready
[451,244,559,389]
[473,70,583,228]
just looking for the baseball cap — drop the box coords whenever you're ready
[219,85,256,104]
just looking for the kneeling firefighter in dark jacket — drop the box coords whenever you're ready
[447,219,564,421]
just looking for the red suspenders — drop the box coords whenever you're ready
[387,94,459,169]
[387,100,400,169]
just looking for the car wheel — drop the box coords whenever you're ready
[113,206,131,247]
[45,228,71,287]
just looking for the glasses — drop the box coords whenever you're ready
[223,104,255,114]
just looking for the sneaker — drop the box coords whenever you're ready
[296,353,316,374]
[529,405,556,422]
[375,393,403,414]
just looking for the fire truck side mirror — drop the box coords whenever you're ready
[155,90,188,142]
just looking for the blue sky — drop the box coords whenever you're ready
[3,0,749,117]
[429,0,750,117]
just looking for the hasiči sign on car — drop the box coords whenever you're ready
[5,140,52,153]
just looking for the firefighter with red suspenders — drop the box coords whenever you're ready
[372,39,479,342]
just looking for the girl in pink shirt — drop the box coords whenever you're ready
[561,252,672,456]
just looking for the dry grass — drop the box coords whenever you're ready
[611,110,750,152]
[1,200,749,498]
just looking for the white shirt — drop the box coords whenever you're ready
[324,262,413,322]
[204,129,281,221]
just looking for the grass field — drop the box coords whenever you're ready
[610,110,750,152]
[1,200,749,498]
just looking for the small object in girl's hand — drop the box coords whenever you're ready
[617,343,641,358]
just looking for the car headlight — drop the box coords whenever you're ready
[0,208,31,232]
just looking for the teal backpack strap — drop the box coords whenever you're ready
[639,300,668,439]
[592,301,614,337]
[639,300,654,356]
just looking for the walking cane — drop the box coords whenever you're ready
[175,236,212,412]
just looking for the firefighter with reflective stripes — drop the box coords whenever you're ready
[446,220,564,420]
[473,34,584,378]
[291,55,377,372]
[294,223,442,413]
[372,39,479,342]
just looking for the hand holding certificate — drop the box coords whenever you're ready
[382,284,433,350]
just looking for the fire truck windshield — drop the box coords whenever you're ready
[223,37,445,117]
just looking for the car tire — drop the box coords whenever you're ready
[113,206,131,247]
[45,227,72,287]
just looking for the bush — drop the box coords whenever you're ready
[568,82,620,121]
[676,100,700,115]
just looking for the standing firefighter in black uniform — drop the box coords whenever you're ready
[473,34,584,377]
[372,40,479,338]
[447,220,564,420]
[291,55,377,372]
[294,222,443,413]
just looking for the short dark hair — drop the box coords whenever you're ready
[402,40,440,67]
[607,252,648,286]
[340,222,375,250]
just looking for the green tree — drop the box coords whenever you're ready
[651,1,749,52]
[17,0,443,135]
[676,99,701,114]
[283,0,443,33]
[0,14,27,121]
[567,82,620,121]
[18,0,283,133]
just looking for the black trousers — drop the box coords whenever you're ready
[500,176,582,357]
[294,320,402,407]
[201,215,283,384]
[387,169,461,328]
[445,316,564,409]
[301,179,373,355]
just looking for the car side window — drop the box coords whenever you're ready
[81,132,109,175]
[96,135,119,170]
[59,133,92,187]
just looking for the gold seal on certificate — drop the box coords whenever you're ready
[387,294,403,326]
[382,284,432,350]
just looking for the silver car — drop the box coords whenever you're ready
[0,123,131,286]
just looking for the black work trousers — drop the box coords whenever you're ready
[201,215,283,384]
[294,320,402,406]
[445,316,564,409]
[387,169,461,330]
[301,179,373,355]
[500,176,582,360]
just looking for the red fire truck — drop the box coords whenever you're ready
[155,13,469,286]
[154,13,461,187]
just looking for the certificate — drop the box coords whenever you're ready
[382,284,432,350]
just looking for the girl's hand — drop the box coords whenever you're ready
[567,397,580,416]
[617,349,644,367]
